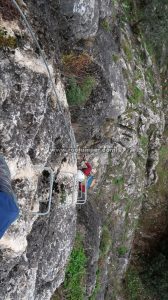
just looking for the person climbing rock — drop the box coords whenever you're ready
[77,156,97,193]
[81,161,92,176]
[0,155,19,239]
[79,172,96,193]
[78,155,93,176]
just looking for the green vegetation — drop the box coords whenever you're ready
[125,197,132,215]
[159,145,167,161]
[147,143,168,199]
[100,226,112,256]
[112,53,120,63]
[101,19,111,32]
[113,193,120,202]
[128,85,144,104]
[113,176,124,186]
[0,29,17,48]
[134,68,143,81]
[62,52,92,77]
[66,76,96,105]
[117,246,127,256]
[125,239,168,300]
[89,226,112,299]
[125,266,147,300]
[145,67,155,87]
[125,133,168,300]
[137,0,168,67]
[121,0,133,22]
[140,240,168,300]
[89,269,101,300]
[62,52,96,105]
[153,145,168,196]
[63,233,87,300]
[112,176,125,203]
[122,40,133,62]
[111,0,117,5]
[139,135,148,152]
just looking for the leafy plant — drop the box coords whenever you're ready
[128,85,144,104]
[117,246,127,256]
[101,19,111,32]
[66,76,96,105]
[121,0,133,22]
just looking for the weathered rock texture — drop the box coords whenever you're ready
[0,2,77,299]
[56,0,165,299]
[0,0,166,300]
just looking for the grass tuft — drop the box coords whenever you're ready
[0,30,17,49]
[128,85,144,104]
[63,233,87,300]
[66,76,96,105]
[101,19,111,32]
[62,52,92,77]
[117,246,127,256]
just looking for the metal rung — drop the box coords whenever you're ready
[56,171,88,205]
[32,167,54,216]
[32,170,88,216]
[76,178,87,205]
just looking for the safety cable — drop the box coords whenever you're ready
[11,0,77,163]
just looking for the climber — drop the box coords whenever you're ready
[79,172,96,193]
[81,161,92,176]
[0,155,19,239]
[78,155,92,176]
[77,157,96,193]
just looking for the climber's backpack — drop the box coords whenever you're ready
[86,175,94,189]
[0,155,19,239]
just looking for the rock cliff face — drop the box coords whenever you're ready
[0,2,77,299]
[0,1,166,300]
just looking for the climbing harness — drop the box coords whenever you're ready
[10,0,77,163]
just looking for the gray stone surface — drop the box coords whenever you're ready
[0,0,165,299]
[0,5,77,299]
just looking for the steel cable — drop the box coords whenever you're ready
[11,0,77,163]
